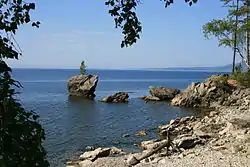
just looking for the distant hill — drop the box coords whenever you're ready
[146,64,235,72]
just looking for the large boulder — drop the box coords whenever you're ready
[101,92,129,103]
[171,75,235,108]
[68,75,98,100]
[149,86,180,101]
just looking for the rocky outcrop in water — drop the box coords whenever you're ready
[101,92,129,103]
[149,86,180,101]
[66,74,250,167]
[171,75,236,108]
[67,75,98,100]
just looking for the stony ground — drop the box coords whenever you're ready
[90,150,250,167]
[67,106,250,167]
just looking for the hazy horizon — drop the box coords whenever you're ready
[12,63,233,70]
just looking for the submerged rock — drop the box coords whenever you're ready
[85,146,95,151]
[136,130,147,136]
[67,75,98,100]
[101,92,129,103]
[139,96,161,102]
[149,86,180,101]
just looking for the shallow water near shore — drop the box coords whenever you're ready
[12,68,228,166]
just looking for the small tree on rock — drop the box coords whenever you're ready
[80,61,87,75]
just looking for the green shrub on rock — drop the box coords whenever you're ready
[80,61,87,75]
[230,70,250,88]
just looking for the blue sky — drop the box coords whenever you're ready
[7,0,238,69]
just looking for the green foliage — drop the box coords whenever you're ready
[210,74,230,90]
[234,63,242,72]
[203,18,235,47]
[203,0,249,49]
[0,1,49,167]
[80,61,87,75]
[203,0,250,71]
[230,70,250,87]
[105,0,198,48]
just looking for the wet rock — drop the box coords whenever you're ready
[66,160,82,167]
[68,75,98,100]
[101,92,129,103]
[122,133,130,138]
[169,119,175,125]
[149,86,180,100]
[110,147,124,155]
[85,146,95,151]
[139,96,161,102]
[136,130,147,136]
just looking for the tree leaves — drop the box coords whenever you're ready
[203,0,249,49]
[105,0,142,48]
[106,0,198,48]
[0,0,49,167]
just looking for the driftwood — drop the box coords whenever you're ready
[128,132,173,166]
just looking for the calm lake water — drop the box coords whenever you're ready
[12,69,227,167]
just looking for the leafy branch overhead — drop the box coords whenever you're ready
[0,0,40,60]
[105,0,198,48]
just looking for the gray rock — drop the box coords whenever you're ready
[171,75,234,108]
[122,133,130,138]
[193,130,213,139]
[139,96,161,102]
[140,139,168,150]
[79,160,92,167]
[101,92,129,103]
[85,146,95,151]
[126,155,140,166]
[173,136,203,149]
[110,147,123,155]
[79,148,111,161]
[68,75,98,100]
[149,86,180,100]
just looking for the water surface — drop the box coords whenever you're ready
[12,69,227,166]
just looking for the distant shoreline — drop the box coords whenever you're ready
[12,67,232,72]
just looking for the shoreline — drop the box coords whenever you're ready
[66,75,250,167]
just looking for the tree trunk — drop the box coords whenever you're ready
[246,2,250,70]
[246,28,249,68]
[127,140,171,166]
